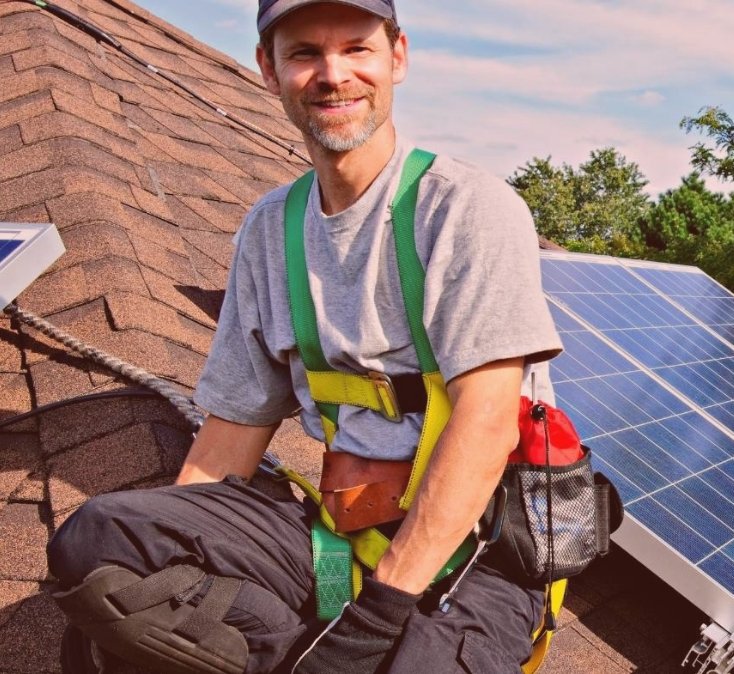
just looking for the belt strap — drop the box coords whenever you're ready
[312,519,354,621]
[391,148,440,374]
[306,371,427,420]
[285,170,339,438]
[110,565,205,613]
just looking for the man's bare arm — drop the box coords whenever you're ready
[373,357,523,594]
[176,415,280,486]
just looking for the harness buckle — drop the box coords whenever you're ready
[258,451,287,480]
[368,371,402,423]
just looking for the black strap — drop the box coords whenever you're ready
[177,576,242,642]
[391,373,427,413]
[110,565,205,614]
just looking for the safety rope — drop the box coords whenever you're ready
[10,0,312,166]
[3,304,205,430]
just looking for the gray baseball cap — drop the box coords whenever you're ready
[257,0,396,34]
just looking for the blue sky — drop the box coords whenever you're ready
[140,0,734,197]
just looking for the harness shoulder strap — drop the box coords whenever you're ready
[391,148,439,373]
[284,170,338,441]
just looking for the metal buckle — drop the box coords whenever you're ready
[257,451,287,480]
[368,371,402,423]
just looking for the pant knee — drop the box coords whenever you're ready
[48,491,141,587]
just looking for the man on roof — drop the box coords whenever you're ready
[48,1,563,672]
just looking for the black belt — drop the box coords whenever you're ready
[390,373,428,414]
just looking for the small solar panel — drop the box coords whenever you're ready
[0,223,65,310]
[542,252,734,633]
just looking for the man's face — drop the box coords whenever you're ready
[257,3,407,153]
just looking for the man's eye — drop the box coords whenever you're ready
[291,49,317,59]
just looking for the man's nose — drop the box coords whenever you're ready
[316,54,351,88]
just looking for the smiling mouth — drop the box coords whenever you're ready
[313,98,362,109]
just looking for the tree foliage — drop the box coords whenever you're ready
[642,173,734,288]
[508,131,734,291]
[681,106,734,181]
[508,148,649,257]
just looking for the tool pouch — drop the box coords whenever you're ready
[494,398,624,583]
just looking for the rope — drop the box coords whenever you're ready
[4,304,205,430]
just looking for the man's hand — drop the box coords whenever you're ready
[176,414,280,485]
[293,577,421,674]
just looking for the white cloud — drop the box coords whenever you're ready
[632,91,666,108]
[400,0,734,102]
[214,18,241,30]
[390,0,734,194]
[406,49,599,105]
[401,0,734,65]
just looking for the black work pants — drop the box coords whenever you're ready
[48,476,544,673]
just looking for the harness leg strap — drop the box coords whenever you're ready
[52,565,248,674]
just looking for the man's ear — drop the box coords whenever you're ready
[392,32,408,85]
[256,43,281,96]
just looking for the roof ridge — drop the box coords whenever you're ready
[99,0,267,92]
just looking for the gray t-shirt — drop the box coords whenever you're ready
[194,140,563,461]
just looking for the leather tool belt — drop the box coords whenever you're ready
[320,452,413,533]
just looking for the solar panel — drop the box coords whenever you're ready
[624,260,734,354]
[542,253,734,635]
[0,223,65,309]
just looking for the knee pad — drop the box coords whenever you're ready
[60,625,107,674]
[53,565,248,674]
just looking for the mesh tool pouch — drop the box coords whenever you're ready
[494,399,624,584]
[497,447,621,582]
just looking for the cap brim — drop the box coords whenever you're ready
[258,0,394,34]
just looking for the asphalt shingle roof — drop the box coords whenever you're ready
[0,0,705,671]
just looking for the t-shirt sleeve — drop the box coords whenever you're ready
[193,220,299,425]
[422,169,562,383]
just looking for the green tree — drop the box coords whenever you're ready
[506,157,578,244]
[641,173,734,289]
[681,106,734,181]
[508,148,649,257]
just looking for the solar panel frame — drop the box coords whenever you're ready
[0,223,65,309]
[541,251,734,632]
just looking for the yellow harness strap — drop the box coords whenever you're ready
[307,370,401,421]
[524,580,567,673]
[308,368,450,511]
[400,371,452,510]
[274,463,392,571]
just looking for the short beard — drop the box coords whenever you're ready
[307,112,378,152]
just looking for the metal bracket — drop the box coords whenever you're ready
[683,622,734,673]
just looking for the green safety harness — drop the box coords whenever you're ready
[283,148,473,619]
[274,148,565,672]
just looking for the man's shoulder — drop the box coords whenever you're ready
[247,181,295,219]
[237,180,300,240]
[233,181,298,253]
[420,152,529,216]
